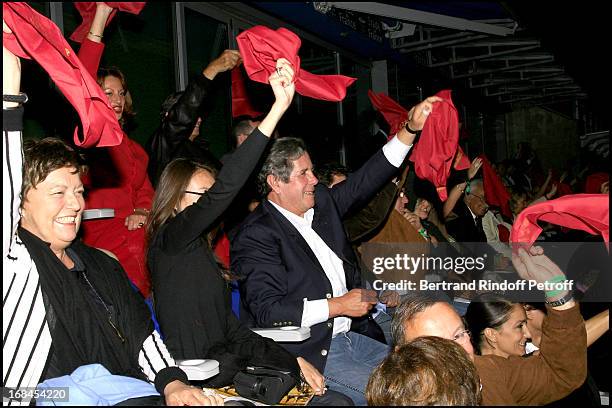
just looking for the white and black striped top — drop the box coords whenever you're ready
[3,108,178,405]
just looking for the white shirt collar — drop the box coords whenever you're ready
[269,200,315,227]
[467,205,478,221]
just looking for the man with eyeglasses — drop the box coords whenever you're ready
[390,246,587,405]
[446,178,489,243]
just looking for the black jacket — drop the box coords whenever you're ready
[148,130,299,386]
[145,75,220,187]
[446,200,488,243]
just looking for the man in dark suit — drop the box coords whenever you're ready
[231,96,441,405]
[445,179,500,277]
[446,178,489,242]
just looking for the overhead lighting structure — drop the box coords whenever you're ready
[313,2,516,36]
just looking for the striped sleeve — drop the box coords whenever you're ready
[3,108,24,259]
[137,330,177,382]
[3,108,53,406]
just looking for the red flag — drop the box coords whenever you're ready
[479,154,512,218]
[498,224,511,243]
[510,194,609,246]
[231,67,264,118]
[556,182,573,197]
[453,145,471,170]
[584,172,609,194]
[3,2,122,148]
[367,90,408,139]
[409,90,459,201]
[236,26,356,102]
[69,2,147,43]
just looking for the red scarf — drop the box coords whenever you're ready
[69,2,147,43]
[453,146,471,170]
[584,172,609,194]
[367,90,407,139]
[479,155,512,218]
[3,2,122,148]
[231,67,264,118]
[409,90,459,201]
[510,194,609,246]
[236,26,356,102]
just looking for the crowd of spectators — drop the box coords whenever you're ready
[3,3,609,406]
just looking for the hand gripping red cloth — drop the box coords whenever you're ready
[232,67,264,118]
[367,90,408,139]
[409,89,459,202]
[69,2,147,43]
[3,2,123,148]
[236,26,356,102]
[478,154,512,218]
[510,194,609,247]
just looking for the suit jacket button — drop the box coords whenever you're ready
[273,323,278,326]
[327,322,333,328]
[325,293,332,299]
[321,349,328,356]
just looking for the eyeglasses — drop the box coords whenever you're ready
[184,189,208,196]
[452,329,471,343]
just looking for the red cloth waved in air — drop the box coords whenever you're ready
[409,89,459,202]
[69,2,146,43]
[556,182,573,197]
[453,145,471,170]
[367,90,408,139]
[510,194,609,247]
[584,172,609,194]
[236,26,356,102]
[479,154,512,218]
[498,224,511,243]
[231,67,264,118]
[3,2,122,148]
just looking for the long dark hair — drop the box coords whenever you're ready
[464,293,515,354]
[146,159,236,281]
[147,158,218,243]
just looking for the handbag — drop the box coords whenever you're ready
[233,366,296,405]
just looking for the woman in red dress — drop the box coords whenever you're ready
[78,4,154,296]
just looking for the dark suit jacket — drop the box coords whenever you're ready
[446,201,497,275]
[231,149,398,371]
[446,200,488,243]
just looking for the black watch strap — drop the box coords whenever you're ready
[3,93,28,104]
[405,122,421,135]
[545,292,573,307]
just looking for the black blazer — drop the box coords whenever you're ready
[231,149,398,371]
[446,200,488,243]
